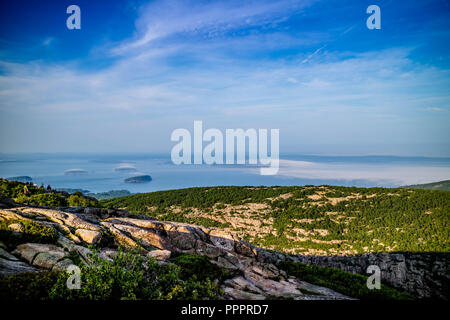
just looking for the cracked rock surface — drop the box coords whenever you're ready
[0,206,353,300]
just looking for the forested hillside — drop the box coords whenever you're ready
[101,185,450,255]
[1,181,447,299]
[403,180,450,191]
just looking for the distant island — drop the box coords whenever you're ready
[56,188,91,194]
[56,188,131,200]
[64,169,87,175]
[402,180,450,191]
[124,175,152,183]
[114,164,137,172]
[88,190,131,200]
[6,176,32,183]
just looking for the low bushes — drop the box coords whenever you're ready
[0,219,59,249]
[0,271,60,300]
[0,250,226,300]
[279,260,412,300]
[15,193,68,207]
[49,250,224,300]
[67,192,98,207]
[172,253,231,282]
[0,178,99,208]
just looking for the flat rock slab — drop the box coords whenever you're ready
[0,247,19,261]
[0,206,357,300]
[0,257,38,276]
[13,243,67,265]
[20,207,101,231]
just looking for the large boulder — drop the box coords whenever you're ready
[75,229,102,244]
[20,207,101,231]
[208,229,236,251]
[106,222,172,250]
[32,251,67,269]
[147,249,171,261]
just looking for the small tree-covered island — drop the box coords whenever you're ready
[124,175,153,183]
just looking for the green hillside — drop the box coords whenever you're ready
[101,185,450,255]
[402,180,450,191]
[0,178,98,207]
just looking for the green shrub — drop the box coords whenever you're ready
[172,253,231,282]
[279,260,412,300]
[16,193,68,207]
[0,271,60,300]
[0,219,59,249]
[1,178,100,208]
[0,178,45,198]
[67,194,98,207]
[49,249,223,300]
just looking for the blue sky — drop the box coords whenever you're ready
[0,0,449,156]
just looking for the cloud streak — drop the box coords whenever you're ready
[112,0,315,55]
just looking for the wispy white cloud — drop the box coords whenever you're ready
[425,107,445,112]
[301,45,327,64]
[112,0,316,55]
[42,37,54,46]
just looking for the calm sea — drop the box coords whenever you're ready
[0,153,449,194]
